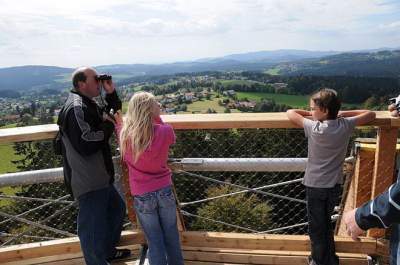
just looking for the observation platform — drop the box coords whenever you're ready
[0,112,397,265]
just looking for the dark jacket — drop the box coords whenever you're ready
[356,174,400,230]
[57,89,121,198]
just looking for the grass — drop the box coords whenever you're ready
[0,143,20,174]
[0,124,26,206]
[1,123,17,128]
[0,124,21,174]
[0,186,22,207]
[264,68,280,75]
[219,80,263,86]
[0,126,21,206]
[186,98,229,113]
[236,92,309,108]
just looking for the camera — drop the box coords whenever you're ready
[389,95,400,112]
[95,74,112,81]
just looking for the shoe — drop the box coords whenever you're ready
[307,256,317,265]
[107,248,132,262]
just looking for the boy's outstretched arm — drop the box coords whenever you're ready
[286,109,311,127]
[338,110,376,126]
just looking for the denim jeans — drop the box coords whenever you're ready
[390,223,400,265]
[306,185,341,265]
[77,185,126,265]
[134,186,184,265]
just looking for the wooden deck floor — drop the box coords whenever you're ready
[3,245,372,265]
[1,231,387,265]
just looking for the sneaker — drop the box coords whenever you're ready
[307,256,317,265]
[107,248,132,262]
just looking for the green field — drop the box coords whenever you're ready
[0,140,21,206]
[0,144,19,174]
[0,124,20,174]
[1,123,17,129]
[185,98,237,113]
[236,92,309,107]
[219,80,263,86]
[264,68,280,75]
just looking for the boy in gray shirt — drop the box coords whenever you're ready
[287,88,376,265]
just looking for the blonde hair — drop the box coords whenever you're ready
[119,92,157,162]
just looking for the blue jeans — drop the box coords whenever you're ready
[391,224,400,265]
[77,185,126,265]
[134,186,184,265]
[306,185,341,265]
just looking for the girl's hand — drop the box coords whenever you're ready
[390,110,399,118]
[113,111,123,125]
[388,104,399,117]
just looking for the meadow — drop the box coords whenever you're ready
[236,92,309,107]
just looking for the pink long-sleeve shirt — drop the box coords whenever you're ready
[116,117,176,195]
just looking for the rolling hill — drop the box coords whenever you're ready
[0,48,398,93]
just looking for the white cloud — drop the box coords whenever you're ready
[0,0,399,67]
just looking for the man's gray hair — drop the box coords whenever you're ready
[72,67,95,89]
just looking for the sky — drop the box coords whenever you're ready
[0,0,399,68]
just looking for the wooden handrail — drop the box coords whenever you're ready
[0,111,398,144]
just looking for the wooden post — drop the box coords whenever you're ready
[121,161,137,227]
[172,184,186,231]
[368,128,398,238]
[354,149,375,208]
[337,141,375,236]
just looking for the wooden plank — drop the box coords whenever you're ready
[0,231,386,264]
[180,232,379,254]
[0,111,394,144]
[369,127,398,238]
[0,231,145,264]
[0,124,58,144]
[183,250,368,265]
[173,185,186,231]
[182,246,368,258]
[185,262,246,265]
[121,162,137,227]
[337,167,356,236]
[3,245,141,265]
[355,149,375,207]
[3,253,84,265]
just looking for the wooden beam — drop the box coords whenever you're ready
[0,231,145,264]
[354,149,375,208]
[337,171,356,236]
[121,162,137,227]
[369,127,398,238]
[182,247,370,265]
[1,231,387,264]
[0,111,395,144]
[180,232,381,254]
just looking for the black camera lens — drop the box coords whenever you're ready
[95,74,112,81]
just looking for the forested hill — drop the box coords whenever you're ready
[0,65,72,91]
[0,49,398,93]
[275,50,400,77]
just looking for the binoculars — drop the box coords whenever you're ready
[95,74,112,81]
[389,95,400,112]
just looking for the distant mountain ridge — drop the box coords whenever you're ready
[0,65,73,91]
[276,50,400,77]
[197,49,339,63]
[0,48,398,92]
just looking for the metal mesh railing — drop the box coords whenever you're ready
[0,127,387,247]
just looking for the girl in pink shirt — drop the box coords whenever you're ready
[114,92,183,265]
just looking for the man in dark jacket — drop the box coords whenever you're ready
[343,103,400,265]
[57,67,130,265]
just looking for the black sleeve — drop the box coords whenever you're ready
[65,107,114,156]
[355,180,400,230]
[105,90,122,112]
